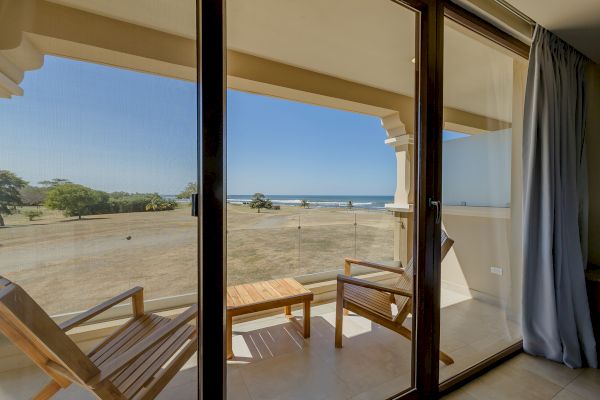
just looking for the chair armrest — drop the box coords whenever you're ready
[337,274,412,298]
[344,258,404,274]
[91,304,198,385]
[59,287,144,332]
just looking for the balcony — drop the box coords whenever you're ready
[0,291,518,400]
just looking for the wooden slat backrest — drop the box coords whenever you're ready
[0,278,100,387]
[392,231,454,322]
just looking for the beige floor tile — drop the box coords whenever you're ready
[501,353,582,387]
[459,363,563,400]
[237,351,356,400]
[349,375,412,400]
[227,368,252,400]
[442,386,479,400]
[552,389,589,400]
[564,368,600,400]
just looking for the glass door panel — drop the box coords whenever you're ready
[225,0,419,398]
[439,16,526,383]
[0,1,198,398]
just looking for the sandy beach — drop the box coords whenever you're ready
[0,204,394,315]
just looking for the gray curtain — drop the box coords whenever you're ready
[523,25,597,368]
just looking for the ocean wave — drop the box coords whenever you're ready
[227,198,375,207]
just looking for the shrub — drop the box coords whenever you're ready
[22,210,43,221]
[109,194,155,213]
[145,195,177,212]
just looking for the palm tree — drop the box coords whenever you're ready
[300,199,309,209]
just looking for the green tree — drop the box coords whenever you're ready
[300,199,310,209]
[44,183,105,220]
[177,182,197,200]
[249,193,272,213]
[19,185,47,207]
[38,178,71,188]
[0,170,27,227]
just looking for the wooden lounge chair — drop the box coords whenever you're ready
[0,276,198,400]
[335,231,455,365]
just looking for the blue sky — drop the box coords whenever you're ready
[1,56,464,196]
[0,56,197,194]
[227,91,394,195]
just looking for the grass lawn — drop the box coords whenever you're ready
[0,205,394,315]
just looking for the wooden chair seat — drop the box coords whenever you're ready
[90,314,196,399]
[335,231,455,366]
[0,277,198,400]
[344,284,393,321]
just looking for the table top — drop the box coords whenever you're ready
[227,278,313,311]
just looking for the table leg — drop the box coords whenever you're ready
[303,300,311,338]
[284,305,292,318]
[226,312,233,359]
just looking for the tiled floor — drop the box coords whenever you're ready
[225,296,521,399]
[3,294,597,400]
[442,353,600,400]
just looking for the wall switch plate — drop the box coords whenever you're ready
[490,266,503,276]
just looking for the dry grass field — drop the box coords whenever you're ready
[0,205,394,315]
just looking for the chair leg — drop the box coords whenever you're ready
[440,350,454,366]
[335,281,344,348]
[33,381,62,400]
[395,325,453,365]
[303,300,311,338]
[226,312,233,359]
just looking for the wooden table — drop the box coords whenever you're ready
[226,278,314,359]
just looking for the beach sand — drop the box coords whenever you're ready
[0,205,394,315]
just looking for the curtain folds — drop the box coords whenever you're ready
[522,25,597,368]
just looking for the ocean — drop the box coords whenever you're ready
[227,194,394,210]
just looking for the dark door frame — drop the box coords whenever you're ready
[197,0,530,399]
[198,0,227,399]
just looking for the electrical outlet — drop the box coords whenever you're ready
[490,266,503,276]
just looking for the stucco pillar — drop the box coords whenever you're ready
[382,113,414,266]
[0,0,44,99]
[508,59,527,323]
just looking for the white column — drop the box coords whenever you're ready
[0,36,44,99]
[382,113,414,265]
[508,59,528,322]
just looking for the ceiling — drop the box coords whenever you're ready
[227,0,514,122]
[47,0,516,122]
[507,0,600,63]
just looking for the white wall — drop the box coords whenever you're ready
[442,129,512,208]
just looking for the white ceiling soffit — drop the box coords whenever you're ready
[47,0,515,122]
[227,0,514,122]
[47,0,196,39]
[506,0,600,63]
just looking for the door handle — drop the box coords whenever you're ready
[429,198,441,225]
[191,193,199,217]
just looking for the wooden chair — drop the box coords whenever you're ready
[0,276,198,399]
[335,231,455,365]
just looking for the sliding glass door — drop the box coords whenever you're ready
[0,1,199,398]
[223,1,424,398]
[438,8,528,389]
[200,0,528,398]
